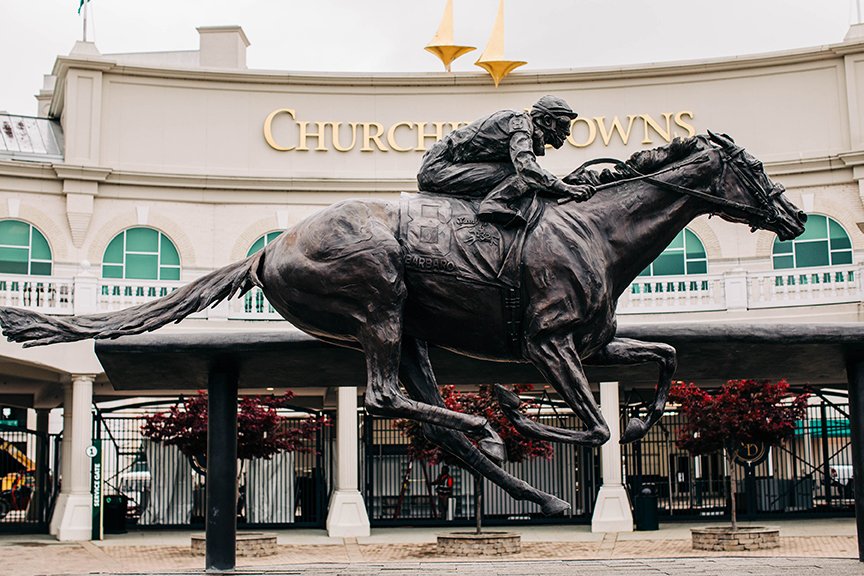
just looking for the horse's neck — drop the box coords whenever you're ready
[561,174,705,299]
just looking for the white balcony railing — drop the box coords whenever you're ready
[0,275,74,315]
[3,264,862,322]
[747,265,861,309]
[618,273,726,314]
[228,287,283,320]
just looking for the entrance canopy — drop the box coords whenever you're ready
[95,323,864,391]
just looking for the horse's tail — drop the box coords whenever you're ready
[0,252,264,348]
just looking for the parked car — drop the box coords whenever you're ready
[117,470,150,516]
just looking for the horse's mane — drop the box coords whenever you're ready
[568,135,709,186]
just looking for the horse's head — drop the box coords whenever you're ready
[703,131,807,241]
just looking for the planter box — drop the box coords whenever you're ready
[691,526,779,551]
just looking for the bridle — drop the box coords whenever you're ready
[560,144,781,228]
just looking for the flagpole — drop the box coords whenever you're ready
[82,1,88,42]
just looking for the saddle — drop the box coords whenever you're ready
[397,192,542,356]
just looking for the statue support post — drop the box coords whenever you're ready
[206,362,238,571]
[845,356,864,562]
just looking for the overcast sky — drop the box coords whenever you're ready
[1,1,861,116]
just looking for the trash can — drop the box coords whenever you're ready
[103,494,128,534]
[633,487,659,531]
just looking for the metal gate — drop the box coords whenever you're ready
[0,424,56,532]
[360,411,597,526]
[621,392,855,519]
[95,402,331,530]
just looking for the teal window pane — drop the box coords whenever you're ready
[126,228,159,252]
[666,231,684,250]
[247,236,266,257]
[829,220,852,251]
[773,255,794,269]
[30,261,51,276]
[773,239,793,255]
[0,220,31,247]
[159,266,180,281]
[102,264,124,279]
[159,237,180,266]
[30,229,51,260]
[686,260,707,275]
[684,230,706,259]
[103,235,125,264]
[266,231,283,244]
[798,214,827,241]
[795,241,830,268]
[652,252,685,276]
[125,254,158,280]
[638,267,650,277]
[0,247,28,274]
[832,250,853,266]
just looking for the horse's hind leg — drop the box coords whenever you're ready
[495,334,611,446]
[583,337,677,443]
[399,336,569,515]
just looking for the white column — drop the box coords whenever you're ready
[54,375,95,541]
[325,387,370,537]
[591,381,634,532]
[49,383,74,536]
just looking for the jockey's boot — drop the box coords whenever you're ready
[478,176,529,227]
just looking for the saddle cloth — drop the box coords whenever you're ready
[398,192,531,289]
[397,192,541,357]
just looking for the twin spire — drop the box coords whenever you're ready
[425,0,526,87]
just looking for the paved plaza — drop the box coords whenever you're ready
[0,518,861,576]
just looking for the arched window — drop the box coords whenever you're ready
[246,231,283,257]
[244,231,283,316]
[773,214,852,269]
[102,227,180,280]
[639,228,707,277]
[0,220,52,275]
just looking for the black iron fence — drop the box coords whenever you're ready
[95,402,331,530]
[621,395,854,519]
[360,411,597,526]
[0,425,57,532]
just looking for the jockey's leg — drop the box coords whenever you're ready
[478,175,531,226]
[417,159,512,196]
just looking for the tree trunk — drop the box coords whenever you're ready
[726,449,738,531]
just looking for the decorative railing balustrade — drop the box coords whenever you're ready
[747,265,860,309]
[1,265,861,320]
[0,275,73,315]
[618,273,726,314]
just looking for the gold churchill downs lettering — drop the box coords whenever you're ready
[263,108,696,153]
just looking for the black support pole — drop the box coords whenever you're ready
[845,356,864,562]
[206,363,238,572]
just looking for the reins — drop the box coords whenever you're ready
[557,148,779,225]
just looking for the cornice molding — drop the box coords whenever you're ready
[52,164,113,182]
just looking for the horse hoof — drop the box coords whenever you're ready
[540,495,571,516]
[493,384,521,411]
[479,437,506,466]
[620,417,647,444]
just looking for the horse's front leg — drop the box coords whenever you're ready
[495,333,611,446]
[583,337,677,443]
[399,336,569,515]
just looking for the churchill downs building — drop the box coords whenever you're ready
[1,24,863,540]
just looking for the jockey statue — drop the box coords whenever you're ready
[416,95,596,227]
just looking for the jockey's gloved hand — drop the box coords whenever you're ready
[565,183,596,202]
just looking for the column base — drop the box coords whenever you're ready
[326,489,370,538]
[53,492,92,541]
[591,484,633,533]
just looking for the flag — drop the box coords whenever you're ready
[78,0,90,14]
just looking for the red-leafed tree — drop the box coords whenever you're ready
[141,391,325,472]
[669,379,808,530]
[396,383,553,531]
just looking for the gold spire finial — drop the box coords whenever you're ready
[475,0,526,87]
[425,0,475,72]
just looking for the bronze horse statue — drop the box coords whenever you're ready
[0,132,806,514]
